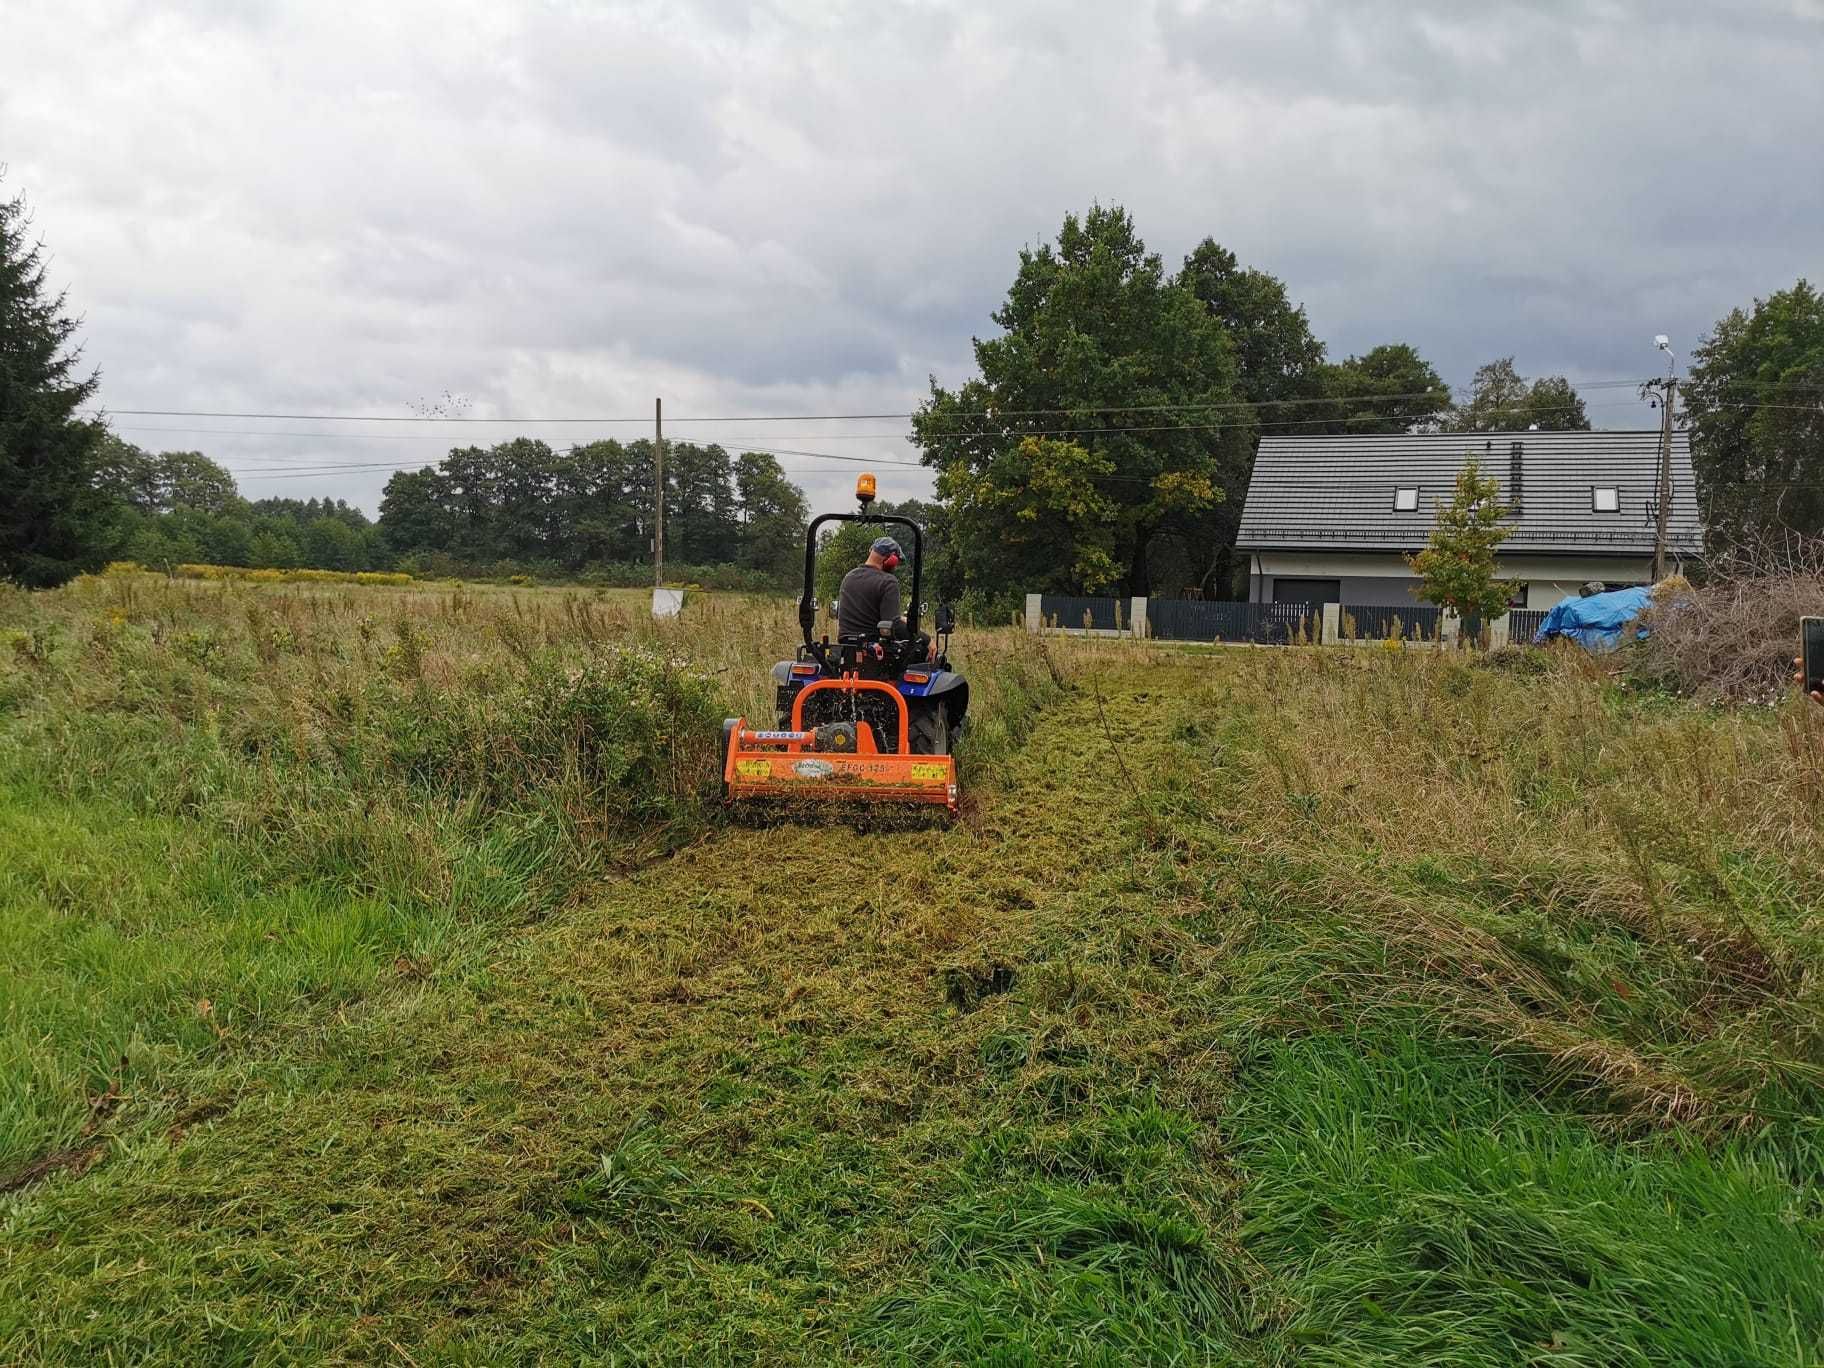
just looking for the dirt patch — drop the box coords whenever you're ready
[943,961,1019,1011]
[2,1076,129,1193]
[166,1098,234,1145]
[0,1140,106,1196]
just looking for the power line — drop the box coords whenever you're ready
[145,393,1807,468]
[86,378,1668,427]
[88,396,1436,424]
[226,441,930,481]
[85,368,1824,434]
[120,396,1665,464]
[232,464,929,483]
[212,398,1777,482]
[914,399,1655,440]
[110,387,1818,491]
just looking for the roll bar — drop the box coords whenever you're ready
[800,511,923,653]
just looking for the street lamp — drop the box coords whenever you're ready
[1649,336,1676,580]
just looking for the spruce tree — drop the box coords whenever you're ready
[0,179,118,586]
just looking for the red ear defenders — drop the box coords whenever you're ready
[882,550,901,570]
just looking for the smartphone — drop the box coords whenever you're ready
[1804,616,1824,695]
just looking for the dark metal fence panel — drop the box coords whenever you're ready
[1148,599,1317,645]
[1508,609,1547,642]
[1038,594,1123,630]
[1337,604,1443,641]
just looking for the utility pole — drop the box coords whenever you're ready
[654,396,665,587]
[1651,337,1676,582]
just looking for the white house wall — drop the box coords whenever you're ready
[1252,551,1660,609]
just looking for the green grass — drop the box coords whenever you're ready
[0,788,552,1178]
[2,575,1822,1362]
[1230,1027,1822,1365]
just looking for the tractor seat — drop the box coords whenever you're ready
[829,633,907,679]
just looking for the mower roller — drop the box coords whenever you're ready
[722,474,967,815]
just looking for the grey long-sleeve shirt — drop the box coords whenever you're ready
[837,564,901,638]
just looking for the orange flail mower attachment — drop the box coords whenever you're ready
[723,676,958,812]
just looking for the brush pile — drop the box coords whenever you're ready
[1631,553,1824,703]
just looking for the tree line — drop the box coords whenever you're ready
[90,436,388,571]
[377,438,808,584]
[4,176,1820,595]
[72,434,815,588]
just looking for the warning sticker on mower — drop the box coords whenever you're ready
[735,759,773,779]
[909,762,949,781]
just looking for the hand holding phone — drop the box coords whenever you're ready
[1801,617,1824,703]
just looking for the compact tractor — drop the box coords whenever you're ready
[722,474,967,814]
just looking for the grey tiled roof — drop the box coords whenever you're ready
[1234,430,1701,556]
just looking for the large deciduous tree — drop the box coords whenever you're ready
[1683,279,1824,551]
[0,181,121,586]
[936,437,1124,595]
[664,441,741,565]
[1318,344,1453,434]
[96,442,245,517]
[109,450,394,572]
[1177,239,1329,593]
[912,205,1247,599]
[1178,239,1327,411]
[1444,357,1590,432]
[154,450,244,514]
[379,467,456,556]
[734,451,809,582]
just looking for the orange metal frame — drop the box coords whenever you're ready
[723,675,958,812]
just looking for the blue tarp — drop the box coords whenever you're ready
[1533,586,1654,651]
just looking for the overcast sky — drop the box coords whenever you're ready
[5,0,1820,513]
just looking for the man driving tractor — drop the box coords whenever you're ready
[723,477,965,814]
[835,536,933,663]
[838,536,937,665]
[837,536,905,639]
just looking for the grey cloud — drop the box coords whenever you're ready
[2,0,1818,516]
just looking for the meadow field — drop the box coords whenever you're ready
[2,571,1821,1363]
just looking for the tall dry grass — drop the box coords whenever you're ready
[0,570,1070,835]
[1168,645,1824,1133]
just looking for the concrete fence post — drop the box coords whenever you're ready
[1442,611,1461,649]
[1025,593,1042,633]
[1130,596,1149,640]
[1490,612,1511,649]
[1321,602,1340,646]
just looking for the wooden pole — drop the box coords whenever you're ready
[654,396,665,587]
[1652,376,1674,582]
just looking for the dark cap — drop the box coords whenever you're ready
[871,537,903,560]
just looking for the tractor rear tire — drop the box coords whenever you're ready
[908,701,949,756]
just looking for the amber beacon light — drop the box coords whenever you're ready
[855,472,877,507]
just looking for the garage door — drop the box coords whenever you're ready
[1272,577,1340,606]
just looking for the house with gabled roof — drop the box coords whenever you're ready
[1234,430,1701,611]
